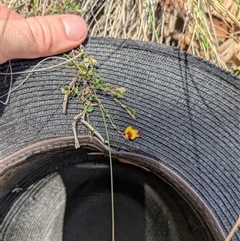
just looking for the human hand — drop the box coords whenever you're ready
[0,5,88,64]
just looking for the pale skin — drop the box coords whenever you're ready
[0,5,88,64]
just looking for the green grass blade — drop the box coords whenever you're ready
[93,90,115,241]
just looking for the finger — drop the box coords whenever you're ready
[0,5,24,20]
[0,5,24,54]
[0,14,88,64]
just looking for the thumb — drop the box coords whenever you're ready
[0,15,88,64]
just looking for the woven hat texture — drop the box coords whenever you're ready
[0,38,239,240]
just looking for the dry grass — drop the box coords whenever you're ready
[225,216,240,241]
[2,0,240,76]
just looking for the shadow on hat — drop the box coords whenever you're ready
[0,38,239,241]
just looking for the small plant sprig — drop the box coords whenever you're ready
[61,47,140,241]
[61,46,140,148]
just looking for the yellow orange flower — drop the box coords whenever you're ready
[124,126,141,140]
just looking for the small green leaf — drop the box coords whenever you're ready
[91,58,97,66]
[74,86,81,96]
[234,69,240,76]
[116,87,126,95]
[61,87,66,94]
[129,109,138,119]
[88,69,94,76]
[101,84,108,89]
[79,71,90,78]
[88,93,94,100]
[93,78,102,85]
[61,86,70,95]
[87,106,94,113]
[79,63,88,71]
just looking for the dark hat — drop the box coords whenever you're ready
[1,38,239,241]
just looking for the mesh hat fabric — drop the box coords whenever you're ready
[0,38,240,240]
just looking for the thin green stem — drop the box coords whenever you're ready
[93,90,115,241]
[144,0,160,43]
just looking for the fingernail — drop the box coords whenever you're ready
[61,15,87,42]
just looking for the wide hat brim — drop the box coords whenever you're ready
[0,38,239,241]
